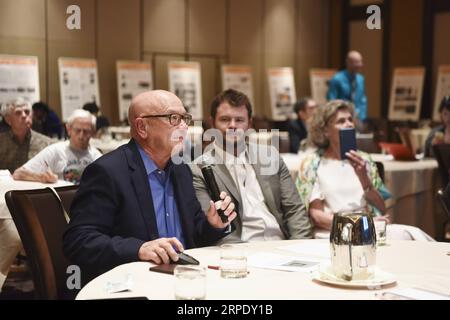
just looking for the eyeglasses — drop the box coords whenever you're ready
[72,127,93,135]
[140,113,193,126]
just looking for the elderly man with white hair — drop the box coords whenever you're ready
[13,109,102,184]
[0,98,52,173]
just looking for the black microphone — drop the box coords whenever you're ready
[200,162,228,223]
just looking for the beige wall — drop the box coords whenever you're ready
[0,0,330,123]
[349,21,383,118]
[0,0,47,103]
[432,12,450,108]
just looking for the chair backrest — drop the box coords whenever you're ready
[433,144,450,186]
[396,126,415,152]
[375,161,385,183]
[437,189,450,219]
[5,185,78,299]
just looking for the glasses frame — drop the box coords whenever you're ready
[140,113,192,126]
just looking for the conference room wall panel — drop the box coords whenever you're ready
[153,54,184,91]
[143,0,186,54]
[190,56,222,120]
[229,0,264,117]
[0,0,331,124]
[97,0,141,124]
[295,0,329,100]
[188,0,226,56]
[0,0,47,106]
[432,12,450,108]
[349,21,383,119]
[263,0,296,118]
[389,0,423,77]
[46,0,96,117]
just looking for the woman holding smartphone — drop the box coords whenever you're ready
[295,100,434,241]
[295,100,389,235]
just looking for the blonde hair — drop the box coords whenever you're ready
[308,100,354,149]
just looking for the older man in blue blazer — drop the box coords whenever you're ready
[63,90,236,282]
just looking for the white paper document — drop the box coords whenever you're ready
[0,170,12,182]
[248,252,323,272]
[380,287,450,300]
[278,242,330,259]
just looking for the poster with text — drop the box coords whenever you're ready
[58,57,100,121]
[117,61,153,121]
[0,55,40,106]
[388,67,425,121]
[168,61,202,120]
[433,65,450,122]
[222,65,254,106]
[267,67,296,121]
[309,69,337,105]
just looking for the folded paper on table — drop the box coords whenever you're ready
[379,287,450,300]
[278,242,330,259]
[248,252,323,272]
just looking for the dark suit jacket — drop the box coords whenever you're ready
[287,119,307,153]
[63,139,226,280]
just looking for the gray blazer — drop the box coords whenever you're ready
[190,145,312,243]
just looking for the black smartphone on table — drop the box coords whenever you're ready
[149,264,177,275]
[339,128,357,160]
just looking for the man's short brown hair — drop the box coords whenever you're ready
[210,89,252,120]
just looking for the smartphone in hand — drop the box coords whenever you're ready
[339,128,357,160]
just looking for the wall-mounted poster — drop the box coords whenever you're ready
[58,57,100,121]
[168,61,202,120]
[267,67,296,121]
[433,65,450,122]
[388,67,425,121]
[117,61,153,121]
[222,65,254,106]
[0,55,40,106]
[309,69,337,105]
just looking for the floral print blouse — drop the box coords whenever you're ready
[295,149,391,216]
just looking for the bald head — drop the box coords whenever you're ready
[346,50,363,74]
[128,90,183,138]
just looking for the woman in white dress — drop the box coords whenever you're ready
[296,100,433,241]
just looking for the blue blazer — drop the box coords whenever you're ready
[63,139,226,280]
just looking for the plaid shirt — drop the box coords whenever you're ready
[0,129,52,173]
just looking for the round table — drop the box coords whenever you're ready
[76,239,450,300]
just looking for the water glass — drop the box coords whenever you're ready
[174,265,206,300]
[220,244,248,279]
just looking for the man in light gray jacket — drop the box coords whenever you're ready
[190,89,312,244]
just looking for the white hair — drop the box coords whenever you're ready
[0,97,31,117]
[66,109,96,129]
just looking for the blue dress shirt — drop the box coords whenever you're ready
[327,70,368,121]
[137,145,185,247]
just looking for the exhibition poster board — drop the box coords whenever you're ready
[168,61,202,120]
[58,57,100,121]
[433,65,450,122]
[388,67,425,121]
[221,65,254,106]
[0,54,40,106]
[117,60,153,121]
[309,68,337,105]
[267,67,296,121]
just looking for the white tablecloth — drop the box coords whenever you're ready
[76,239,450,300]
[0,176,73,219]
